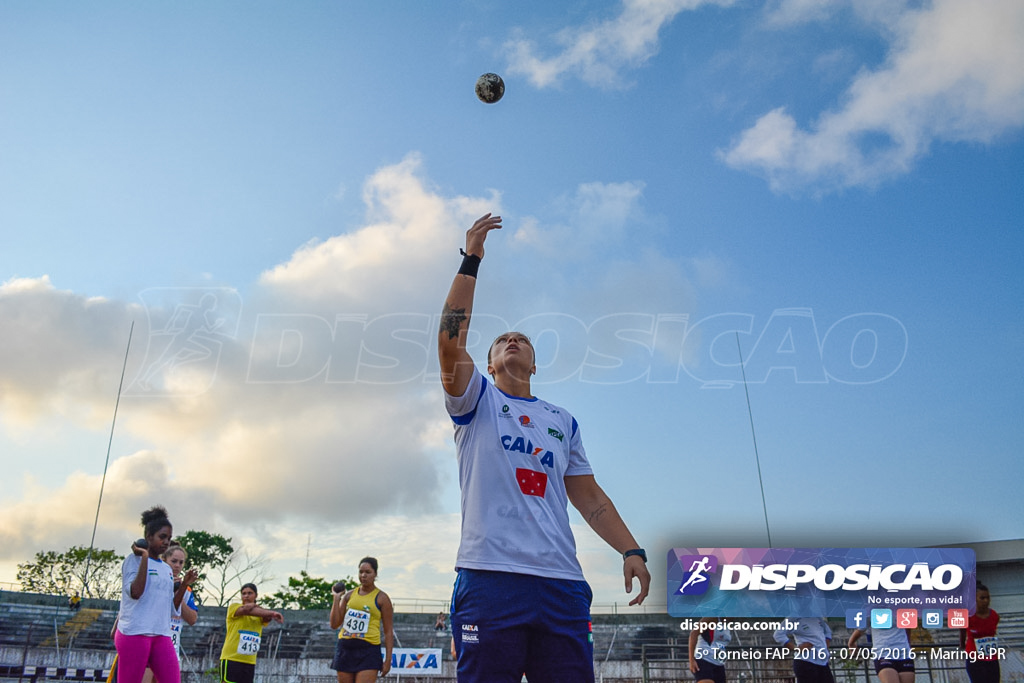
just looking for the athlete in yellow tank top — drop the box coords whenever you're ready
[338,586,382,644]
[218,583,284,683]
[329,557,394,682]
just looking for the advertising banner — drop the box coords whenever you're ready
[668,547,976,619]
[387,648,444,677]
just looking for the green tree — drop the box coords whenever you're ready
[17,546,124,599]
[175,529,234,598]
[263,571,356,610]
[175,530,272,606]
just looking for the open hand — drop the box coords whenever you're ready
[464,213,502,258]
[624,555,651,606]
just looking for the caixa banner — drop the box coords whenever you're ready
[667,548,975,618]
[383,648,443,676]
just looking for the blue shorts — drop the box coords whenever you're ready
[450,569,594,683]
[693,660,727,683]
[793,660,835,683]
[331,638,383,673]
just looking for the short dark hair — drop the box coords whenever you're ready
[241,582,258,595]
[359,557,379,573]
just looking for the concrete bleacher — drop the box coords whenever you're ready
[4,590,1024,683]
[0,601,117,651]
[7,590,1023,662]
[0,591,693,663]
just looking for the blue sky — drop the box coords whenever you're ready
[1,0,1022,608]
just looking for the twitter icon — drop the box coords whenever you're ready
[871,609,893,628]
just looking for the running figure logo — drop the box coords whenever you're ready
[676,554,718,595]
[127,288,242,396]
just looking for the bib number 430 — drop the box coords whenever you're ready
[344,609,370,637]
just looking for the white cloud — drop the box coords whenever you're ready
[763,0,911,27]
[505,0,737,88]
[0,156,706,602]
[0,276,140,429]
[0,157,485,573]
[503,179,700,322]
[500,183,707,384]
[511,180,646,257]
[271,514,463,603]
[723,0,1024,191]
[763,0,837,25]
[261,153,499,310]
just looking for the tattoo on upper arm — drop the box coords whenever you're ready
[440,303,467,340]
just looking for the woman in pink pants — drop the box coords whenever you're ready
[114,506,195,683]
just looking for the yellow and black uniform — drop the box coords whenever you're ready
[341,587,382,643]
[332,587,385,673]
[219,604,266,683]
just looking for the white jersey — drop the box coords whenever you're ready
[695,627,732,666]
[117,555,174,637]
[445,368,593,580]
[775,617,832,665]
[868,625,912,660]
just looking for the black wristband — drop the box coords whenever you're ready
[458,249,481,278]
[623,548,647,563]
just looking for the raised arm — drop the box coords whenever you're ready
[438,213,502,397]
[329,589,351,630]
[175,569,199,625]
[234,603,284,623]
[564,474,650,606]
[128,543,150,600]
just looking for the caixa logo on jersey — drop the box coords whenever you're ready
[667,548,976,619]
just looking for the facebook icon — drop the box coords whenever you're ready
[846,609,866,629]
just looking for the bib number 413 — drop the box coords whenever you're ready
[237,630,261,656]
